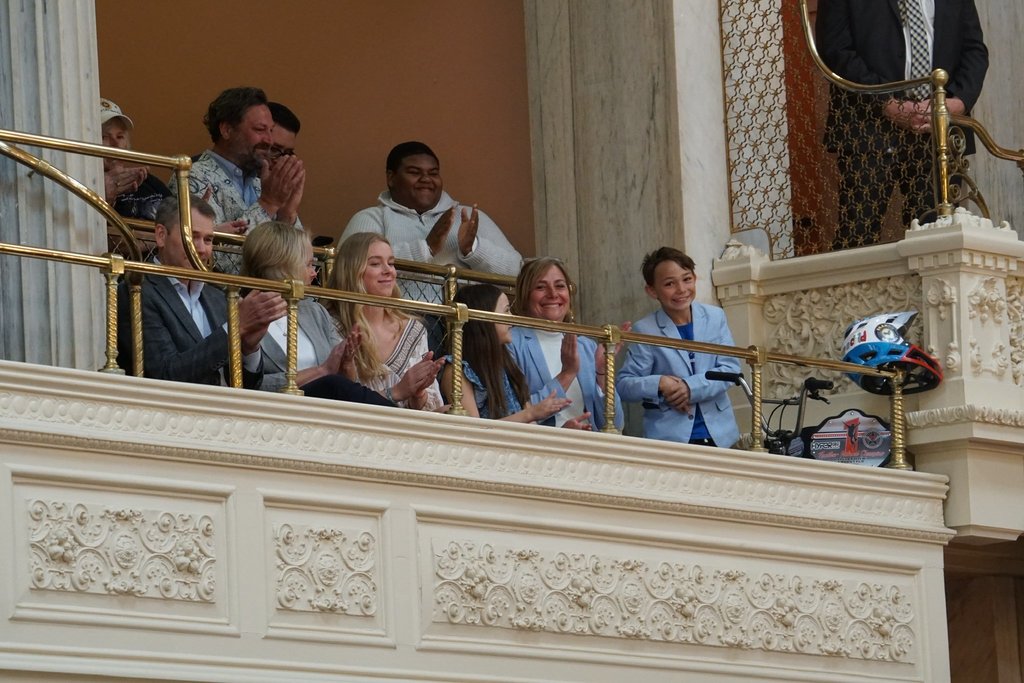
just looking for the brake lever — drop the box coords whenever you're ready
[807,391,831,405]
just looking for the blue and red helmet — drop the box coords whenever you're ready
[841,311,942,395]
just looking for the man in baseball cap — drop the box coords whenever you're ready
[101,97,169,220]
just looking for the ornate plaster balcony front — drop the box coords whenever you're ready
[0,360,952,682]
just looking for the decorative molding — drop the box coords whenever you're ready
[910,206,1014,233]
[432,540,916,663]
[967,277,1006,325]
[761,276,922,397]
[0,363,953,543]
[719,239,766,262]
[907,404,1024,429]
[1007,277,1024,387]
[274,523,378,616]
[925,278,957,323]
[28,499,215,602]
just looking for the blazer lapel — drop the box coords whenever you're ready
[150,275,203,343]
[655,309,692,375]
[691,304,710,374]
[522,329,552,383]
[887,0,901,22]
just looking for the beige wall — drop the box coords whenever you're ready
[95,0,535,254]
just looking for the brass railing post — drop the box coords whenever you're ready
[448,302,470,416]
[100,254,125,374]
[747,346,767,452]
[128,272,144,377]
[282,279,305,395]
[444,264,459,356]
[601,325,620,434]
[226,286,243,389]
[323,246,336,287]
[886,369,912,470]
[931,69,954,218]
[173,158,206,271]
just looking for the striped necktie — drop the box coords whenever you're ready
[901,0,932,99]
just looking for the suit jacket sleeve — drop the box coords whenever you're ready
[139,277,262,389]
[942,0,988,111]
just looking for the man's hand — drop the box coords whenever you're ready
[216,219,249,235]
[237,290,287,355]
[457,205,480,256]
[258,155,304,220]
[277,163,305,225]
[426,206,457,256]
[659,375,691,413]
[883,98,937,133]
[104,164,147,203]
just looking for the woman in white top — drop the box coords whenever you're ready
[328,232,445,411]
[241,222,437,405]
[507,257,624,430]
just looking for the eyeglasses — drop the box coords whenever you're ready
[267,145,295,160]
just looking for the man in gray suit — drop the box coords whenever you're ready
[117,196,286,387]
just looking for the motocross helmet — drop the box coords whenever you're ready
[841,311,942,395]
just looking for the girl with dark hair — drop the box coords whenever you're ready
[441,284,569,422]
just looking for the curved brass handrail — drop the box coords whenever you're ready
[951,114,1024,169]
[795,0,1015,222]
[797,0,930,96]
[0,139,142,262]
[0,128,202,272]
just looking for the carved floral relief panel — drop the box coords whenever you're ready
[432,539,916,664]
[264,502,385,640]
[967,277,1010,378]
[1004,276,1023,386]
[761,276,923,397]
[27,499,216,602]
[273,522,378,616]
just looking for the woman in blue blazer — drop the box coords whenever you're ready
[618,248,740,447]
[508,257,623,431]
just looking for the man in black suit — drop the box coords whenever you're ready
[816,0,988,249]
[117,196,286,387]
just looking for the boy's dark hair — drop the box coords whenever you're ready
[268,101,300,134]
[203,87,268,143]
[450,284,528,418]
[386,141,438,172]
[641,247,696,285]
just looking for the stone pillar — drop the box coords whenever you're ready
[525,0,726,324]
[899,210,1024,541]
[971,0,1024,234]
[0,0,105,369]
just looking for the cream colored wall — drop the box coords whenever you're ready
[94,0,535,254]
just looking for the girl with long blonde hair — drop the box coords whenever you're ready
[329,232,444,410]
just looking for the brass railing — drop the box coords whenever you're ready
[2,123,907,467]
[0,238,907,467]
[798,0,1024,222]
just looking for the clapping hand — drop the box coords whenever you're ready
[526,391,572,423]
[457,205,479,256]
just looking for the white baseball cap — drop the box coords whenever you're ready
[100,98,134,129]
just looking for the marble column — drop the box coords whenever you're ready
[0,0,105,370]
[971,0,1024,236]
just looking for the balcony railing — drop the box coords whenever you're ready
[0,126,912,468]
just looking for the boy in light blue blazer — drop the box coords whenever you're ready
[618,247,741,447]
